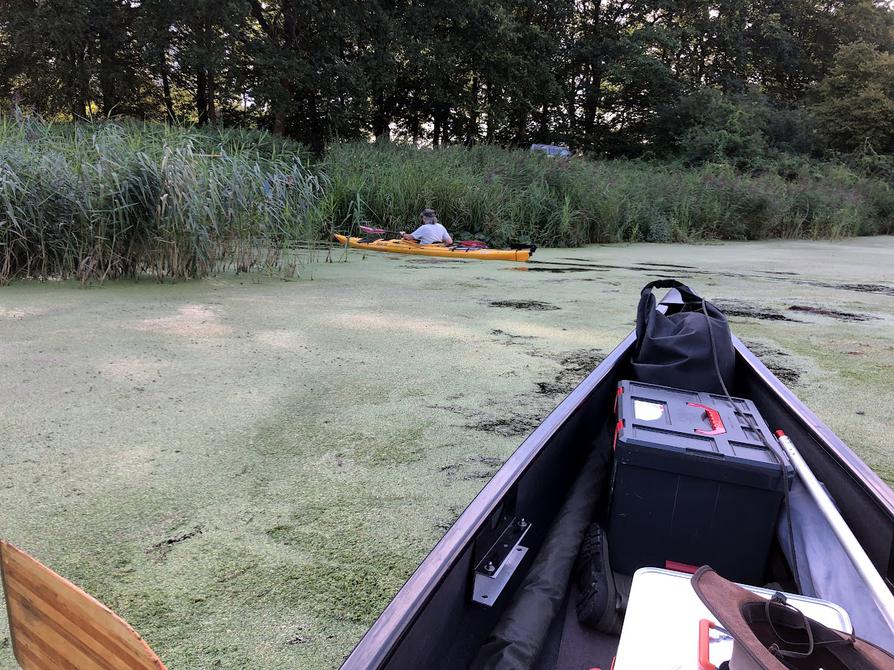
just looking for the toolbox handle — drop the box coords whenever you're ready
[698,619,718,670]
[687,403,727,436]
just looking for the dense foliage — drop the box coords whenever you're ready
[0,118,321,282]
[1,0,893,157]
[2,119,891,283]
[323,142,894,246]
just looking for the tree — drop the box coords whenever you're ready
[2,0,94,118]
[2,0,893,157]
[834,0,894,51]
[812,42,894,153]
[171,0,249,125]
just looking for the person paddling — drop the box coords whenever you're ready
[401,209,453,245]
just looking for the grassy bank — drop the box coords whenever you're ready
[322,143,894,246]
[2,118,893,282]
[0,118,322,283]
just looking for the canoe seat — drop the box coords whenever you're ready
[0,540,166,669]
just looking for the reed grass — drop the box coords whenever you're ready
[319,143,894,246]
[0,117,323,283]
[2,117,892,285]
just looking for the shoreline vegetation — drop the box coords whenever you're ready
[1,118,893,283]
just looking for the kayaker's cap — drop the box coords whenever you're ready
[420,208,437,222]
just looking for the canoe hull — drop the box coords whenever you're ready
[333,234,531,262]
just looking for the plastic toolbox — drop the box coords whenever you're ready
[608,380,790,583]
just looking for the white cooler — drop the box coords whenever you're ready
[613,567,852,670]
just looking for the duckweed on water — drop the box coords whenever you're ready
[1,239,893,669]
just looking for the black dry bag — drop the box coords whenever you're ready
[631,280,735,394]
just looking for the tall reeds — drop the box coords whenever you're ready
[319,143,894,247]
[0,117,323,283]
[2,117,892,285]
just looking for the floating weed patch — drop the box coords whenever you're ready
[490,329,537,344]
[765,363,801,386]
[635,262,697,270]
[535,349,606,396]
[530,259,616,269]
[714,300,801,322]
[823,283,894,296]
[741,340,802,386]
[428,400,546,437]
[266,525,296,543]
[788,305,875,322]
[148,525,203,560]
[489,300,560,311]
[467,411,543,437]
[439,455,504,483]
[510,266,596,273]
[554,349,606,375]
[433,505,466,532]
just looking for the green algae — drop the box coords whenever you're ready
[1,236,893,669]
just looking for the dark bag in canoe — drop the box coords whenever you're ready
[631,280,735,394]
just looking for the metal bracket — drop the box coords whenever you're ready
[472,517,531,606]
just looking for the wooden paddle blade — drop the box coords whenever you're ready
[0,540,166,670]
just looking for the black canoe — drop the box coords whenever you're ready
[340,290,894,670]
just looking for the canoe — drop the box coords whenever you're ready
[333,234,533,262]
[340,289,894,669]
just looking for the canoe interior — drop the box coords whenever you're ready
[341,304,894,670]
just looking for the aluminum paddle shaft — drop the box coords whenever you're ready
[776,430,894,632]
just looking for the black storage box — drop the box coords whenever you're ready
[607,380,790,583]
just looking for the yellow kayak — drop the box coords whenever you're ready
[333,235,533,262]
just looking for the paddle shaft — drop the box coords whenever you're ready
[357,225,403,241]
[359,224,401,235]
[776,431,894,632]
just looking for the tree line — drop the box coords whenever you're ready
[1,0,893,155]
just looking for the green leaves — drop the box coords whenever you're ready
[812,43,894,153]
[1,0,893,160]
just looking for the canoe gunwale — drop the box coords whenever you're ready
[733,334,894,518]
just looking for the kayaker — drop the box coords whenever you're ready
[401,209,453,245]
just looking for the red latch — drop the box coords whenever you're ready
[665,560,698,574]
[612,419,623,451]
[687,402,726,436]
[614,386,623,414]
[698,619,718,670]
